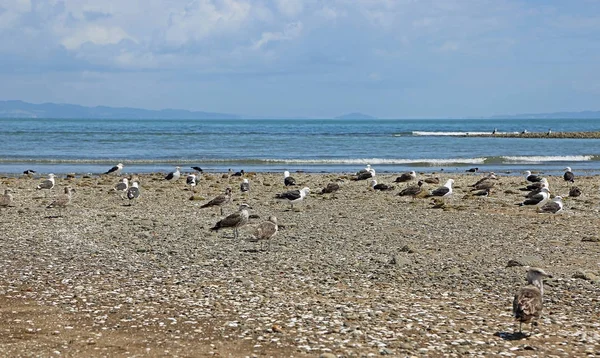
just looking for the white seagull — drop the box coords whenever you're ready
[105,163,123,175]
[186,174,197,192]
[36,173,56,196]
[114,178,129,199]
[537,196,563,214]
[126,181,140,205]
[427,179,454,197]
[284,171,296,186]
[165,166,181,181]
[240,178,250,193]
[276,187,310,209]
[518,187,550,206]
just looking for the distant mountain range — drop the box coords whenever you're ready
[0,100,240,119]
[490,111,600,119]
[1,99,599,120]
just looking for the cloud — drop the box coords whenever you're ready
[252,21,303,50]
[61,25,136,50]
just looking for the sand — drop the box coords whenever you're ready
[1,171,599,357]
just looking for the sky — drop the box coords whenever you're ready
[1,0,600,118]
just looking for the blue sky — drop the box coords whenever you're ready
[1,0,600,118]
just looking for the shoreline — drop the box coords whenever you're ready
[460,131,600,138]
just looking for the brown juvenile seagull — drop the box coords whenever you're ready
[47,186,75,217]
[320,182,340,194]
[398,180,424,198]
[248,215,278,251]
[201,187,232,215]
[513,267,553,335]
[394,170,416,183]
[210,203,251,240]
[0,189,14,208]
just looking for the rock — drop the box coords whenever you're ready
[506,256,543,267]
[581,237,600,242]
[388,255,411,266]
[319,354,337,358]
[573,271,599,282]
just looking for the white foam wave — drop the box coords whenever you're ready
[263,158,487,165]
[501,155,593,162]
[411,131,519,136]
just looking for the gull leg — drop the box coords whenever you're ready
[220,206,224,216]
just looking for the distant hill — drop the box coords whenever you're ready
[490,110,600,119]
[335,112,376,120]
[0,100,239,119]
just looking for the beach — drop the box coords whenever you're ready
[1,171,599,357]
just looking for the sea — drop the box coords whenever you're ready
[1,117,599,176]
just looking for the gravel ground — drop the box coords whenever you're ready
[1,171,599,357]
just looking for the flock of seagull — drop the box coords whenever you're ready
[0,162,582,336]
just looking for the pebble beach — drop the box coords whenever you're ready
[1,171,599,357]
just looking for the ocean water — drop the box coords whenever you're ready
[1,118,599,176]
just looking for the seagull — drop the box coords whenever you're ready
[547,128,552,136]
[370,179,394,191]
[537,196,563,214]
[320,182,340,194]
[210,203,251,240]
[426,179,454,197]
[47,186,75,217]
[465,167,479,173]
[423,177,440,184]
[356,164,371,175]
[0,189,14,208]
[276,187,310,209]
[240,178,250,193]
[126,181,140,205]
[569,186,582,197]
[524,170,543,183]
[470,172,497,187]
[354,168,375,181]
[519,178,549,192]
[186,174,197,192]
[563,167,575,183]
[191,166,204,173]
[114,178,129,199]
[36,173,55,196]
[470,179,495,191]
[23,169,36,175]
[398,180,424,197]
[165,166,181,181]
[394,171,416,183]
[492,128,497,135]
[472,188,491,197]
[248,215,278,251]
[517,187,550,206]
[232,169,245,177]
[105,163,123,175]
[201,187,232,215]
[513,267,552,335]
[284,171,296,186]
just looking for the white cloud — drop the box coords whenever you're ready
[275,0,304,17]
[61,25,136,50]
[252,21,303,50]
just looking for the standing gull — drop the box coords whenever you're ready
[47,187,75,217]
[186,174,197,192]
[395,171,416,183]
[524,170,543,183]
[165,166,181,181]
[426,179,454,197]
[105,163,124,175]
[210,203,251,240]
[517,187,550,206]
[240,178,250,193]
[248,215,278,251]
[537,196,563,214]
[284,171,296,186]
[513,267,552,334]
[563,167,575,183]
[126,181,140,205]
[201,188,232,215]
[114,178,129,199]
[36,173,56,196]
[0,189,14,208]
[276,187,310,209]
